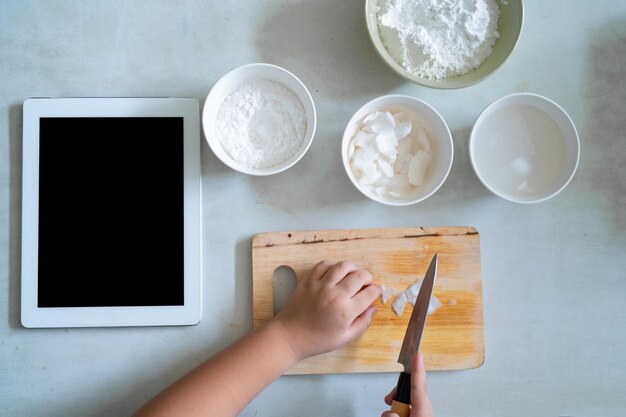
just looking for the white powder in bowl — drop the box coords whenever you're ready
[378,0,500,79]
[216,79,307,169]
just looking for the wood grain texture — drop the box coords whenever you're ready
[252,227,484,374]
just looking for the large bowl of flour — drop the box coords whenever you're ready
[366,0,524,89]
[203,63,317,175]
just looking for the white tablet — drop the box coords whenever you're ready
[21,98,202,328]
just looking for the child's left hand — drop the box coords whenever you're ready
[272,260,381,360]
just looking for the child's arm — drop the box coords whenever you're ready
[134,261,381,417]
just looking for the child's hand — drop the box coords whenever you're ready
[272,261,381,360]
[381,353,434,417]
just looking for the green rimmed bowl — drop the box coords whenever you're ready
[365,0,524,89]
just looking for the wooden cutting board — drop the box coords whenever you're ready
[252,227,484,374]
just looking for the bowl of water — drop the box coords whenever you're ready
[469,93,580,203]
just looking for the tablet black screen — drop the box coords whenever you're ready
[37,117,185,307]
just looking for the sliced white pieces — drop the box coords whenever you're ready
[391,291,408,316]
[381,285,401,304]
[408,151,433,187]
[385,278,442,317]
[427,296,441,315]
[405,281,421,305]
[348,111,435,201]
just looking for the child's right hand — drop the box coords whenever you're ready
[272,260,381,360]
[381,353,434,417]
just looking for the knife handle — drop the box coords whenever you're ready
[391,371,411,417]
[391,401,410,417]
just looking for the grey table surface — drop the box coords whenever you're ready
[1,1,625,416]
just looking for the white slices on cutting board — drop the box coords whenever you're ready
[348,111,434,200]
[381,279,443,317]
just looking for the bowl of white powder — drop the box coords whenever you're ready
[342,95,453,206]
[469,93,580,203]
[203,63,316,175]
[366,0,524,88]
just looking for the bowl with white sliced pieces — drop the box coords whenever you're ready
[342,95,453,205]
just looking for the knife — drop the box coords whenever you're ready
[390,253,438,417]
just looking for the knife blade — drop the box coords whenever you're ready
[390,253,438,417]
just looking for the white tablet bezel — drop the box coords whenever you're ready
[21,97,202,328]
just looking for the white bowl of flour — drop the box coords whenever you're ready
[203,63,316,175]
[366,0,524,89]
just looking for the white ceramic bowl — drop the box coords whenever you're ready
[202,63,317,176]
[365,0,524,89]
[469,93,580,203]
[342,95,454,206]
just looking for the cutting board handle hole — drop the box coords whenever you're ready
[273,265,297,315]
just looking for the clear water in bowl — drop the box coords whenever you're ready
[474,103,566,200]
